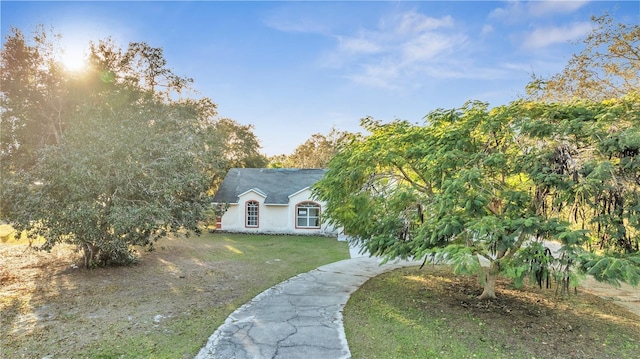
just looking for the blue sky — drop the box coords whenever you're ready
[2,1,638,156]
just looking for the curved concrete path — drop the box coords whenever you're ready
[195,242,640,359]
[194,255,421,359]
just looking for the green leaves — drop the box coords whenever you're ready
[580,253,640,287]
[514,96,639,254]
[316,95,639,293]
[8,95,216,266]
[0,31,234,267]
[438,245,481,275]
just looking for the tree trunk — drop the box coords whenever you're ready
[478,264,498,300]
[82,242,99,269]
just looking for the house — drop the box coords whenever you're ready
[212,168,338,235]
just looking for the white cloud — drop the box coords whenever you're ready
[421,63,511,80]
[481,24,494,36]
[528,0,590,17]
[488,1,525,21]
[349,61,402,89]
[501,62,534,73]
[264,16,328,34]
[401,33,459,63]
[394,12,454,34]
[489,0,589,21]
[262,5,334,34]
[523,22,592,48]
[338,35,383,54]
[321,10,470,89]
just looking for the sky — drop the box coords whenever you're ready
[1,1,639,156]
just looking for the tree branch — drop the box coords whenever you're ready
[393,161,432,194]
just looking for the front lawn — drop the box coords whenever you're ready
[0,232,349,358]
[345,266,640,359]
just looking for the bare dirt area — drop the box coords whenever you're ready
[1,239,237,358]
[0,233,348,358]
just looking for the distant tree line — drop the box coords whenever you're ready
[268,128,350,169]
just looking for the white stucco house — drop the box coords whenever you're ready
[211,168,338,236]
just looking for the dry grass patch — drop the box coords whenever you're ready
[0,232,349,358]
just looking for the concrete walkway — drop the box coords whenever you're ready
[195,242,639,359]
[578,276,640,317]
[194,251,421,359]
[539,241,640,317]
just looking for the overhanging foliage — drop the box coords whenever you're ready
[314,96,639,297]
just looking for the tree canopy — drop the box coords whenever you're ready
[0,27,264,267]
[314,96,640,299]
[527,14,639,102]
[315,11,639,299]
[269,128,350,169]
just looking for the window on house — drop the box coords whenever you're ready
[296,202,320,228]
[246,201,259,227]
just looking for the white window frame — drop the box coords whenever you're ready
[246,201,259,228]
[296,202,321,229]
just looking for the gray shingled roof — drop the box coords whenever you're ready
[212,168,327,205]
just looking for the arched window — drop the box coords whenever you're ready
[296,202,320,228]
[246,201,259,227]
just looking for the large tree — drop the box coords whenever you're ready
[2,94,216,267]
[314,98,640,299]
[0,28,263,267]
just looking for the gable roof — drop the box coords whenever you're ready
[212,168,327,205]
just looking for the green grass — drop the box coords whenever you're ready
[86,233,349,358]
[1,232,349,358]
[344,266,640,359]
[344,268,507,359]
